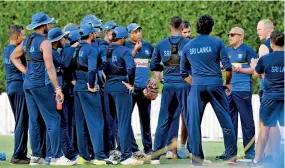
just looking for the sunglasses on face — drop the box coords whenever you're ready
[228,33,241,37]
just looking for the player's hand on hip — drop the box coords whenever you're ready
[87,83,99,93]
[122,81,134,94]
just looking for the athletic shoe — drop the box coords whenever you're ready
[133,150,147,159]
[215,152,226,160]
[166,151,177,159]
[104,158,118,165]
[120,157,144,165]
[109,150,121,160]
[177,147,190,159]
[44,157,51,164]
[150,160,160,165]
[248,160,262,168]
[10,157,30,164]
[203,159,212,164]
[50,156,76,166]
[29,156,49,165]
[93,159,107,165]
[76,157,91,165]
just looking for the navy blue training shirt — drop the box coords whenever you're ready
[74,41,99,91]
[180,34,232,86]
[125,40,154,88]
[100,43,135,92]
[150,36,190,84]
[227,43,257,91]
[45,47,75,86]
[3,45,25,93]
[22,32,47,89]
[255,51,284,100]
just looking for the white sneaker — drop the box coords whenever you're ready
[166,151,177,159]
[150,160,160,165]
[120,157,144,165]
[50,156,76,166]
[29,156,49,165]
[203,159,212,164]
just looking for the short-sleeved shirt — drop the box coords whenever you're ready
[227,43,257,91]
[255,51,284,100]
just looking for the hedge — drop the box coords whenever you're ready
[0,1,284,93]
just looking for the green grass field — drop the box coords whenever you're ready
[0,135,255,168]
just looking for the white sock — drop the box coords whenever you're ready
[253,159,258,163]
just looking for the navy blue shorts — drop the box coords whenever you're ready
[260,98,284,127]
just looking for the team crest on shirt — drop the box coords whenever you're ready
[145,50,150,55]
[228,55,232,58]
[238,54,243,59]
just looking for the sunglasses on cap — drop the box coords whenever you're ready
[228,33,241,37]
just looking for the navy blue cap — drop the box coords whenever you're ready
[127,23,142,33]
[82,14,102,28]
[27,12,57,30]
[63,24,80,32]
[101,21,117,31]
[80,23,100,36]
[113,26,130,39]
[48,27,69,43]
[68,30,82,43]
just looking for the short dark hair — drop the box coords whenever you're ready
[183,20,191,29]
[8,25,23,38]
[270,31,284,47]
[81,35,90,40]
[169,16,182,29]
[196,15,214,35]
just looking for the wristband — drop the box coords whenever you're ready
[55,86,62,93]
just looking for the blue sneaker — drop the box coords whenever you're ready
[248,160,262,168]
[45,157,51,164]
[177,147,190,159]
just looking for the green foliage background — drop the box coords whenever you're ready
[0,1,284,93]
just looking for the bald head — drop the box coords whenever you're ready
[257,19,274,40]
[228,27,244,48]
[231,27,244,37]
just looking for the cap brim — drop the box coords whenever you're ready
[49,31,69,43]
[26,18,57,30]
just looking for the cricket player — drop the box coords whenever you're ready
[248,31,284,168]
[216,27,256,160]
[3,25,29,164]
[10,12,76,166]
[101,26,143,165]
[180,15,237,166]
[125,23,154,157]
[149,16,191,164]
[98,21,120,159]
[73,22,116,165]
[256,19,281,160]
[47,27,79,161]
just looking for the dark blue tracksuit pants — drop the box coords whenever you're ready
[228,91,255,157]
[189,85,237,165]
[104,91,133,161]
[24,84,62,158]
[153,83,191,160]
[101,89,117,156]
[60,84,78,160]
[74,91,106,160]
[129,88,152,154]
[8,92,29,159]
[63,83,77,152]
[167,107,181,147]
